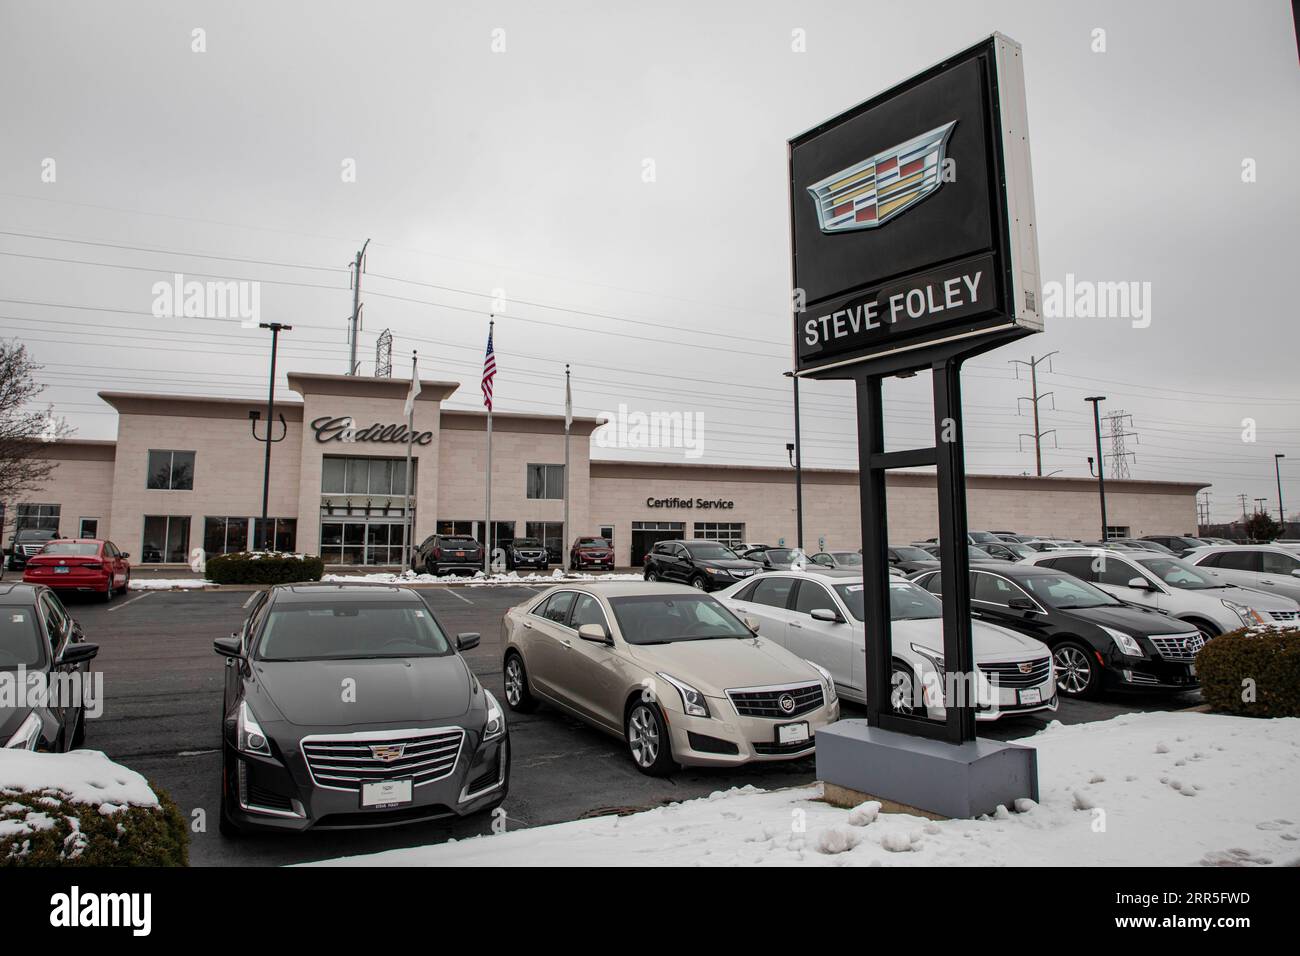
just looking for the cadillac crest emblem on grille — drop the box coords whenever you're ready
[370,743,406,762]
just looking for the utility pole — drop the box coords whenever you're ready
[1276,454,1286,527]
[1009,351,1058,476]
[1254,497,1268,516]
[1085,396,1108,540]
[784,371,804,550]
[1196,491,1211,532]
[253,322,292,550]
[347,238,371,375]
[1103,409,1138,478]
[1237,493,1250,527]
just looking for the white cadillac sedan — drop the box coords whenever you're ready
[500,582,839,775]
[717,570,1058,721]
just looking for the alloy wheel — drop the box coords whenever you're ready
[690,576,706,590]
[627,705,659,768]
[1054,645,1092,695]
[504,657,524,706]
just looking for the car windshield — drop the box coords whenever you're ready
[683,543,739,561]
[969,532,1000,544]
[1005,544,1035,558]
[1135,557,1218,590]
[39,542,100,557]
[831,552,863,565]
[764,549,795,562]
[578,538,609,547]
[608,594,751,644]
[970,547,992,558]
[0,608,45,668]
[256,601,452,661]
[891,547,931,561]
[832,582,941,622]
[514,538,541,548]
[1019,573,1121,609]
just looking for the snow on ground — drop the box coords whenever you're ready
[0,749,159,812]
[322,568,644,586]
[306,712,1300,867]
[128,578,212,590]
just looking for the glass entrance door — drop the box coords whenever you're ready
[320,520,408,566]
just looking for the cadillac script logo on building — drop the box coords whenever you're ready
[807,121,956,233]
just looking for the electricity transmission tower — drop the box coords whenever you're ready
[375,329,393,378]
[1009,351,1058,476]
[1103,409,1138,478]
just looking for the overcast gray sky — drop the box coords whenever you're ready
[1,0,1296,523]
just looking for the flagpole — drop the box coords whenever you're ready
[484,317,494,576]
[563,364,571,571]
[404,351,417,572]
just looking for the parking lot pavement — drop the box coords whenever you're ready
[64,585,1200,867]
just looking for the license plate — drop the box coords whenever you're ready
[1019,688,1041,705]
[776,722,809,745]
[455,551,465,557]
[360,779,413,808]
[55,566,70,574]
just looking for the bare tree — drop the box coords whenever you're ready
[0,342,72,532]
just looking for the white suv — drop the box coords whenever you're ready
[1022,548,1300,637]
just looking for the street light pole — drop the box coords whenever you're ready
[258,322,291,550]
[784,371,804,550]
[1085,396,1107,540]
[1276,454,1286,528]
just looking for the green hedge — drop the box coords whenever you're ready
[0,781,188,866]
[206,551,324,585]
[1197,625,1300,718]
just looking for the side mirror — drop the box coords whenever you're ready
[1007,597,1035,611]
[120,553,131,561]
[743,617,760,634]
[810,608,842,623]
[456,632,481,651]
[59,642,98,665]
[577,623,612,644]
[213,634,242,657]
[1127,577,1154,590]
[1291,569,1300,579]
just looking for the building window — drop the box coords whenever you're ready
[146,450,196,490]
[694,522,745,549]
[630,521,685,568]
[15,504,60,532]
[203,517,250,555]
[319,520,399,566]
[142,515,191,563]
[321,455,412,496]
[525,521,565,562]
[78,518,99,538]
[437,519,478,537]
[526,463,565,500]
[253,518,297,552]
[1105,526,1130,540]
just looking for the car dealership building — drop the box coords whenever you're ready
[9,371,1207,568]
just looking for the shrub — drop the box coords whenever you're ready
[0,781,188,867]
[1196,625,1300,718]
[205,551,324,585]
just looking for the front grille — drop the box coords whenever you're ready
[1268,610,1300,622]
[979,658,1052,688]
[19,544,42,556]
[1149,632,1205,662]
[314,804,453,829]
[753,738,816,756]
[1126,671,1161,685]
[727,683,824,719]
[301,728,465,793]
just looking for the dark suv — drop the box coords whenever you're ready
[643,539,761,592]
[6,529,59,571]
[569,536,614,571]
[507,537,549,571]
[413,535,484,576]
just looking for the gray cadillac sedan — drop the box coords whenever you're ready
[214,584,508,834]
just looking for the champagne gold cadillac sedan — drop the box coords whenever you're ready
[501,582,840,775]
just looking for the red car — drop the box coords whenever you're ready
[568,536,615,571]
[23,538,132,601]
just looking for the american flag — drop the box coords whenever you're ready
[481,324,497,411]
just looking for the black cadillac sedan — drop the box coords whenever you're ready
[0,583,98,752]
[214,584,508,834]
[911,563,1205,699]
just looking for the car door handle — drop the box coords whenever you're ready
[561,640,572,649]
[790,621,803,629]
[523,621,533,629]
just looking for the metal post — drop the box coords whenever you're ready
[484,411,493,575]
[1276,454,1286,527]
[793,373,804,550]
[1086,396,1107,539]
[348,239,370,375]
[258,322,291,550]
[563,366,571,568]
[854,374,890,729]
[932,358,976,744]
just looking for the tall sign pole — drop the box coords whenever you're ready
[482,318,497,575]
[1276,454,1286,526]
[1085,396,1108,539]
[563,364,572,564]
[403,351,421,570]
[256,322,291,550]
[789,34,1044,817]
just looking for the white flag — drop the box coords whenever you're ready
[564,370,572,430]
[404,357,421,417]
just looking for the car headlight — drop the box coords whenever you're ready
[482,688,505,741]
[805,660,837,704]
[236,700,272,756]
[1101,626,1145,658]
[3,711,42,750]
[909,643,945,673]
[1221,599,1264,626]
[657,672,711,718]
[704,567,722,575]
